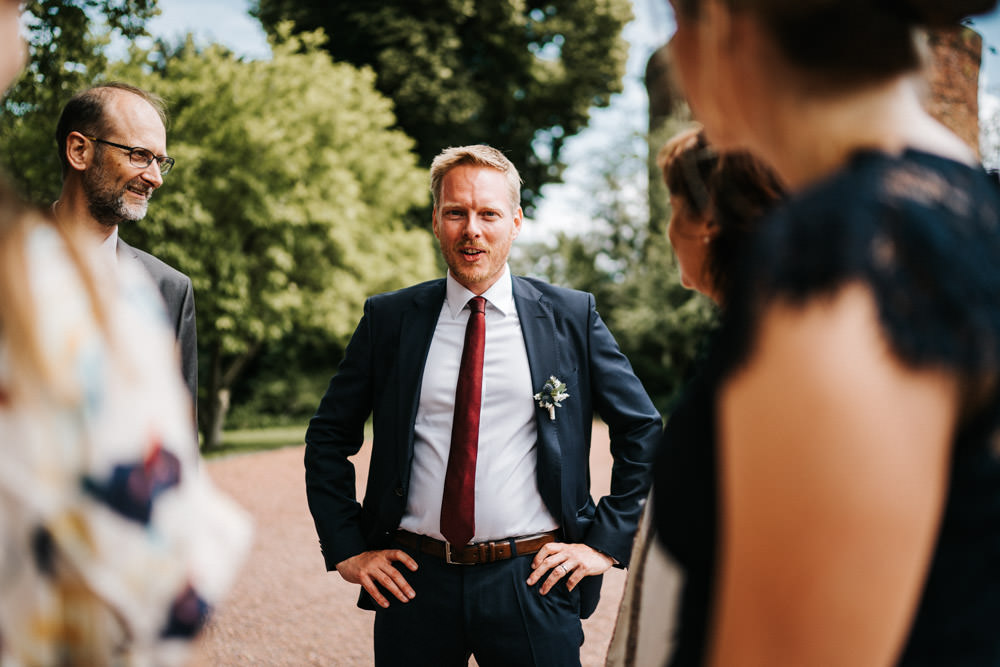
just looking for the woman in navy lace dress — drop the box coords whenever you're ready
[653,0,1000,664]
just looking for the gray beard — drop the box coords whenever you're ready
[82,161,150,227]
[86,193,148,228]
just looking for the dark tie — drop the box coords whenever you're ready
[440,296,486,545]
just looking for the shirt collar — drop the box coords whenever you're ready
[445,264,515,318]
[101,226,119,265]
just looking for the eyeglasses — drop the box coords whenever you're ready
[84,135,175,175]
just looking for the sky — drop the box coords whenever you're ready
[142,1,1000,231]
[143,0,271,60]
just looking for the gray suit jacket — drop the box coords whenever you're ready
[117,238,198,406]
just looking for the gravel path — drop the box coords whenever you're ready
[190,423,626,666]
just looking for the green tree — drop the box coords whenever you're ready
[512,119,718,414]
[981,98,1000,171]
[607,233,717,413]
[251,0,632,214]
[613,123,718,411]
[113,28,438,450]
[1,0,158,202]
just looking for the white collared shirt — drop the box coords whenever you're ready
[50,202,117,269]
[399,265,558,543]
[101,226,119,267]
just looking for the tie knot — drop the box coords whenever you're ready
[468,296,486,314]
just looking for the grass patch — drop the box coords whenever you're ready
[202,424,307,459]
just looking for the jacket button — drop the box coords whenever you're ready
[394,487,404,497]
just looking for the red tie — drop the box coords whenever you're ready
[440,296,486,545]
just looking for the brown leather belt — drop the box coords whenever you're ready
[394,529,558,565]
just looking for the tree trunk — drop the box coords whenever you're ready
[198,341,263,452]
[199,342,225,452]
[204,387,230,452]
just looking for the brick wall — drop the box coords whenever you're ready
[924,27,983,158]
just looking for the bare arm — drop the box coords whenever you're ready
[710,285,958,666]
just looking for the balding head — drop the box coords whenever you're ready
[55,82,168,178]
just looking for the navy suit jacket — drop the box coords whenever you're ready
[305,276,661,618]
[118,238,198,406]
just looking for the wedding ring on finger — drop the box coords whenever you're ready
[558,564,568,574]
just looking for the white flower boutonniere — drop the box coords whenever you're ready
[534,376,570,421]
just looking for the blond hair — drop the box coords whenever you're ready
[429,145,522,211]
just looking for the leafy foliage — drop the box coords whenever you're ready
[606,234,718,413]
[1,0,159,202]
[1,0,717,433]
[981,97,1000,171]
[109,28,438,447]
[512,116,718,414]
[251,0,632,214]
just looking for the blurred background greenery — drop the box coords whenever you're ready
[6,1,996,451]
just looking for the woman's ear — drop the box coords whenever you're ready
[696,214,720,244]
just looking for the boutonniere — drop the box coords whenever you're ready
[534,376,570,421]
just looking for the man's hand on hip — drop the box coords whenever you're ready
[336,550,418,608]
[527,542,614,595]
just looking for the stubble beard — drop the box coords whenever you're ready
[444,237,513,291]
[452,259,490,287]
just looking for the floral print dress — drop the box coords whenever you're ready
[0,223,251,665]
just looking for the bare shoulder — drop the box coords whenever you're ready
[710,283,961,664]
[718,281,960,540]
[724,282,959,423]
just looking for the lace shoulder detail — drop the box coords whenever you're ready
[722,150,1000,380]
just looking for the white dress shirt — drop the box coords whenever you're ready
[50,201,117,270]
[100,226,119,266]
[400,265,558,543]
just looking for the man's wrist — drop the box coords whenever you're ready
[591,546,619,566]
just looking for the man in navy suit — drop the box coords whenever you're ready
[305,145,661,666]
[53,82,197,408]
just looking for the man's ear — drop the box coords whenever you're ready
[64,131,92,172]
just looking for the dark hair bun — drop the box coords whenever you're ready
[900,0,998,26]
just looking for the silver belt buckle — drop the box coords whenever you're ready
[444,542,472,565]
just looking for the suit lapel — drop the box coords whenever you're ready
[512,277,563,518]
[395,281,446,482]
[116,237,138,262]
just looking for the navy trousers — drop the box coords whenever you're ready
[372,543,584,666]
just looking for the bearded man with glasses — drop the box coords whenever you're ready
[52,82,198,416]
